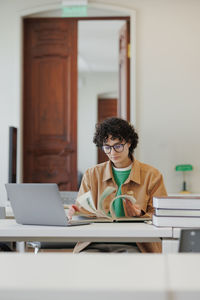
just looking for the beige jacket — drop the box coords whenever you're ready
[76,159,167,253]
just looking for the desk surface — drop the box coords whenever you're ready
[0,219,172,242]
[0,253,200,300]
[0,253,166,300]
[168,254,200,299]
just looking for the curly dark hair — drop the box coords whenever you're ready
[93,117,139,160]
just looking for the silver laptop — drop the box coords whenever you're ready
[5,183,90,226]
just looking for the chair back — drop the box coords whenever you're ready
[179,229,200,252]
[59,191,78,205]
[0,207,6,219]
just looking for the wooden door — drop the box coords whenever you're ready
[118,21,130,121]
[23,19,78,190]
[97,98,117,164]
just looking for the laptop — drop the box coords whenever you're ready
[5,183,90,226]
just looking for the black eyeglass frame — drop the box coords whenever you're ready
[102,142,127,154]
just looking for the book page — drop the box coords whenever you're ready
[76,191,97,214]
[109,195,136,220]
[76,187,137,220]
[98,186,116,218]
[98,187,137,220]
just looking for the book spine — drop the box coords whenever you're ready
[153,200,200,209]
[153,215,200,227]
[155,209,200,217]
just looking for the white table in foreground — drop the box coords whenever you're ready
[1,253,200,300]
[0,219,172,250]
[168,254,200,300]
[0,253,167,300]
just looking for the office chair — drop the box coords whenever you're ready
[27,191,78,254]
[179,229,200,252]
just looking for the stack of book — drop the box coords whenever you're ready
[152,195,200,227]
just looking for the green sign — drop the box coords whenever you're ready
[175,164,193,172]
[62,6,87,17]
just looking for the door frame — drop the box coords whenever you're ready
[17,2,136,182]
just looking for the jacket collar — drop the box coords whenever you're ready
[128,159,141,184]
[102,158,141,184]
[102,161,113,182]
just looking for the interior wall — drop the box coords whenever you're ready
[104,0,200,194]
[129,0,200,193]
[0,0,200,204]
[0,1,22,205]
[78,72,118,174]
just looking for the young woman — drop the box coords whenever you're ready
[69,117,167,253]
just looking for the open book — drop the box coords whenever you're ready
[70,186,151,223]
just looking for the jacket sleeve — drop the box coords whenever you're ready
[143,172,167,217]
[76,169,91,200]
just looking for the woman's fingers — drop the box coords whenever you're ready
[124,199,141,217]
[67,205,79,220]
[72,205,80,212]
[67,207,75,220]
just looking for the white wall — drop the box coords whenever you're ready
[78,72,118,174]
[1,0,200,205]
[106,0,200,194]
[130,0,200,193]
[0,1,22,205]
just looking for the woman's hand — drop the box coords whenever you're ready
[67,205,80,221]
[124,199,141,217]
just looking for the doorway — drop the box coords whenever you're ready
[23,16,130,189]
[97,97,118,164]
[78,19,130,171]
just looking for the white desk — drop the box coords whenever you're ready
[0,253,167,300]
[167,254,200,300]
[0,219,173,252]
[1,253,200,300]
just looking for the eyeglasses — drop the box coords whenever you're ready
[102,143,126,154]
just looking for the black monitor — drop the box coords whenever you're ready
[8,126,17,183]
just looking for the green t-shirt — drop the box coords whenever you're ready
[112,167,131,217]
